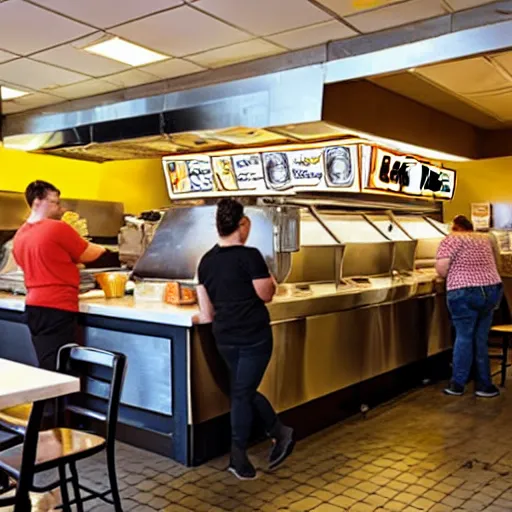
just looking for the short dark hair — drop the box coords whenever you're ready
[216,198,244,237]
[25,180,60,207]
[453,215,474,232]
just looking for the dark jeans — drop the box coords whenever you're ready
[218,336,278,450]
[25,306,78,371]
[447,284,503,387]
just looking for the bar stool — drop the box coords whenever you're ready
[489,325,512,387]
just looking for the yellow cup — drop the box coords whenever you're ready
[95,272,129,299]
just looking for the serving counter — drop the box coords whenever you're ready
[0,267,452,466]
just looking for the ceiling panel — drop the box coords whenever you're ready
[140,58,204,79]
[188,39,283,68]
[104,69,161,88]
[0,59,88,90]
[49,79,121,100]
[1,92,63,114]
[445,0,496,10]
[469,91,512,121]
[370,72,503,129]
[111,5,252,57]
[32,35,131,78]
[0,49,17,64]
[267,20,356,50]
[491,52,512,78]
[416,58,511,95]
[31,0,185,29]
[0,0,93,55]
[314,0,403,18]
[345,0,446,33]
[194,0,331,36]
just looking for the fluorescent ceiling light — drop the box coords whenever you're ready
[1,86,30,100]
[84,37,168,66]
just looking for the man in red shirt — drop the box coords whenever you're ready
[13,181,106,370]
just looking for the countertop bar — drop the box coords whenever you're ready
[0,291,197,327]
[0,271,441,327]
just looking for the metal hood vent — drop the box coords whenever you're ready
[3,66,327,162]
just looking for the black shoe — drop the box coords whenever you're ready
[475,384,500,398]
[268,422,295,470]
[228,444,257,481]
[444,382,465,396]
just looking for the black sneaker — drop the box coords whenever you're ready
[268,424,295,470]
[475,384,500,398]
[228,444,257,481]
[443,382,465,396]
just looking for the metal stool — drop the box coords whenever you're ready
[489,325,512,386]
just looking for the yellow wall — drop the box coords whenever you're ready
[444,156,512,221]
[0,147,170,214]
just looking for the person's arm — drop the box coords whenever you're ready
[435,258,451,278]
[79,242,106,263]
[435,235,458,278]
[193,285,215,324]
[247,249,276,303]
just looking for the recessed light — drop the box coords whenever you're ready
[1,86,30,100]
[84,37,169,67]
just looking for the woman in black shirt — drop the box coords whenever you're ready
[194,199,295,480]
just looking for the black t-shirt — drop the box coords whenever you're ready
[198,245,271,345]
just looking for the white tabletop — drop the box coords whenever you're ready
[0,359,80,409]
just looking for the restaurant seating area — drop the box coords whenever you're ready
[0,370,511,512]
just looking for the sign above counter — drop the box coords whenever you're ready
[162,139,455,201]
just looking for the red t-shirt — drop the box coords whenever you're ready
[13,219,88,312]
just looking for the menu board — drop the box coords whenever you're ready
[369,148,456,199]
[165,156,213,195]
[163,142,454,200]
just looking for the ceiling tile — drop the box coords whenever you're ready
[194,0,331,36]
[315,0,403,18]
[1,92,63,114]
[345,0,446,33]
[0,49,17,64]
[141,58,204,79]
[188,39,283,68]
[48,79,121,100]
[491,52,512,78]
[32,35,131,78]
[416,57,511,95]
[105,69,161,88]
[0,0,93,55]
[445,0,496,10]
[111,5,252,57]
[468,91,512,121]
[31,0,184,29]
[267,20,356,50]
[0,59,88,90]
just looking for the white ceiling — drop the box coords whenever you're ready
[0,0,500,114]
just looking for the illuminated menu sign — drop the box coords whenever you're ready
[163,142,455,200]
[163,143,360,198]
[369,148,456,199]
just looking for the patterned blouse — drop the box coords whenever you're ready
[436,233,501,291]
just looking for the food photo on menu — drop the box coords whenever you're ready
[212,156,239,191]
[167,157,214,194]
[263,152,293,190]
[325,146,354,187]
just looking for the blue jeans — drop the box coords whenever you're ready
[447,284,503,387]
[218,337,277,449]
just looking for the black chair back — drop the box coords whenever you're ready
[57,345,127,446]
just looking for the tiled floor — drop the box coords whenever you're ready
[9,378,512,511]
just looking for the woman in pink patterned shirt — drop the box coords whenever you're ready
[436,215,502,398]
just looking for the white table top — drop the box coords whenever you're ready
[0,359,80,410]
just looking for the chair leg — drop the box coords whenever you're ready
[106,448,123,512]
[69,462,84,512]
[502,334,509,388]
[58,465,71,512]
